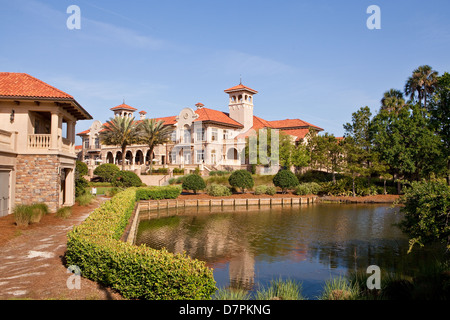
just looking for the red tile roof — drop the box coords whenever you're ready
[110,103,137,111]
[0,72,73,99]
[0,72,92,120]
[153,115,177,125]
[280,128,311,141]
[194,107,243,128]
[268,119,323,131]
[224,83,258,94]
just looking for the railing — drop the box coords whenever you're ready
[28,134,51,149]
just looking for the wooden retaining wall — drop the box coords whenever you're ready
[138,196,317,211]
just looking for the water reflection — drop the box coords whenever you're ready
[135,203,444,298]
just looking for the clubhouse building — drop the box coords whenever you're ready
[77,83,323,177]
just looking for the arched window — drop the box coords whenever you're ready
[227,148,239,160]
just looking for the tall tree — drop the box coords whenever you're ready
[404,65,439,109]
[99,116,140,171]
[428,72,450,184]
[343,106,373,183]
[371,104,443,192]
[138,118,172,173]
[341,136,369,197]
[380,89,405,114]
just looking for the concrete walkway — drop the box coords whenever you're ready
[0,197,122,300]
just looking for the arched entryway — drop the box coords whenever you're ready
[135,150,144,165]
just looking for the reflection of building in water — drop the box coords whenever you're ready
[228,248,255,290]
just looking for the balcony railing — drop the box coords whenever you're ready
[28,134,51,149]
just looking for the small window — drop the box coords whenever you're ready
[211,128,218,141]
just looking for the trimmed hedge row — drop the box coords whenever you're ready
[66,188,216,300]
[135,185,182,201]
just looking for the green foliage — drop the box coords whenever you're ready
[173,168,185,175]
[319,277,359,300]
[93,163,120,182]
[13,204,33,227]
[254,185,277,195]
[273,170,299,193]
[112,170,143,188]
[135,186,182,201]
[294,182,321,196]
[182,174,206,194]
[228,170,254,193]
[29,203,49,223]
[76,194,96,206]
[206,184,232,197]
[76,160,88,177]
[208,170,230,176]
[66,188,216,300]
[397,178,450,252]
[56,206,72,219]
[255,277,304,300]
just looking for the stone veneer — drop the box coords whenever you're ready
[15,154,61,212]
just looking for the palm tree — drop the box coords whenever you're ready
[381,89,405,114]
[404,65,439,109]
[138,118,172,173]
[99,116,140,171]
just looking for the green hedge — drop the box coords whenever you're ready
[66,188,216,300]
[135,186,182,201]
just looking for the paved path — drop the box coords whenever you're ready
[0,197,122,300]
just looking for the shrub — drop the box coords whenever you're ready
[112,170,142,188]
[56,206,72,219]
[76,160,88,177]
[294,184,310,196]
[135,186,182,201]
[13,205,33,227]
[75,176,89,198]
[182,174,206,194]
[255,277,304,300]
[266,185,277,195]
[94,163,120,182]
[397,178,450,253]
[173,168,185,175]
[30,203,49,223]
[150,168,168,175]
[76,194,96,206]
[228,170,254,193]
[319,277,359,300]
[294,182,321,195]
[254,185,276,195]
[65,188,216,300]
[206,184,232,197]
[209,170,230,176]
[273,170,299,193]
[254,185,267,195]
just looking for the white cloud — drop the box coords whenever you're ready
[208,50,295,76]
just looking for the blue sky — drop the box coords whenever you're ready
[1,0,449,144]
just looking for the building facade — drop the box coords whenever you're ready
[0,72,92,215]
[77,83,323,177]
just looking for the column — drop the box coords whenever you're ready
[51,112,59,149]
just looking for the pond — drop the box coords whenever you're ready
[135,203,445,299]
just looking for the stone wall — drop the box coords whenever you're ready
[15,154,61,212]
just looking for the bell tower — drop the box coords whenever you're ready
[225,82,258,133]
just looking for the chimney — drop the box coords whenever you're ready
[195,102,204,109]
[139,110,147,120]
